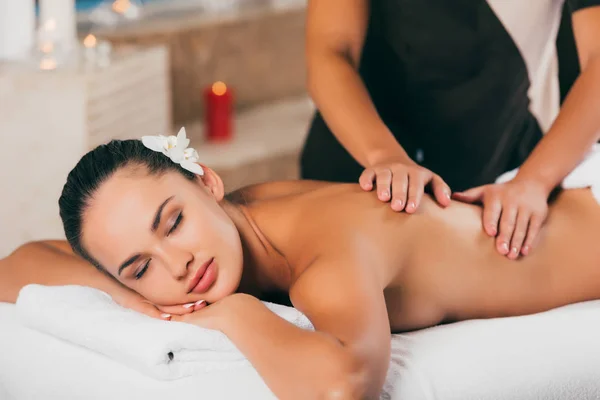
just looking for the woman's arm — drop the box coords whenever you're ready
[0,241,201,318]
[306,0,451,211]
[0,240,130,304]
[175,253,391,399]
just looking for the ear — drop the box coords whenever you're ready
[196,164,225,201]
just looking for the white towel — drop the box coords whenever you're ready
[16,284,314,381]
[496,143,600,203]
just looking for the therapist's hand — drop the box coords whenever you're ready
[453,179,550,259]
[359,160,452,213]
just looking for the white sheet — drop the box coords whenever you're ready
[2,300,600,399]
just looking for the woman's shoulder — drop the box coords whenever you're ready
[226,180,343,204]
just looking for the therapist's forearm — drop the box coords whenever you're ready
[307,51,412,167]
[0,241,130,303]
[515,56,600,192]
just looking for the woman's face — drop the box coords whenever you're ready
[81,167,244,306]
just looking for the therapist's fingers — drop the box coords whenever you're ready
[452,186,485,204]
[522,215,543,256]
[430,175,451,207]
[405,172,426,213]
[496,205,518,256]
[508,210,530,260]
[482,194,502,237]
[359,168,376,191]
[391,171,409,212]
[375,168,393,202]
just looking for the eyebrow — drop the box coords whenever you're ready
[116,196,174,276]
[152,196,174,232]
[118,254,141,276]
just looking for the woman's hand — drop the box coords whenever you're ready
[453,179,551,259]
[359,160,452,212]
[169,293,252,330]
[111,289,207,321]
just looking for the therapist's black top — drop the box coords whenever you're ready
[301,0,600,191]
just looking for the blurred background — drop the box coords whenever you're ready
[0,0,311,256]
[0,0,580,257]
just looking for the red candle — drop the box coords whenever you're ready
[204,81,234,142]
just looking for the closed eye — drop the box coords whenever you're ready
[167,212,183,236]
[135,259,151,280]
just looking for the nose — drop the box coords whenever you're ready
[156,242,193,280]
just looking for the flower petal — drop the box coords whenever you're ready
[180,160,204,175]
[169,147,184,163]
[183,148,199,162]
[166,136,178,150]
[141,136,167,153]
[176,127,190,150]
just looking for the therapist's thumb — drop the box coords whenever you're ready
[431,175,452,207]
[359,168,376,191]
[452,186,485,204]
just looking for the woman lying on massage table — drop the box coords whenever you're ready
[1,132,599,399]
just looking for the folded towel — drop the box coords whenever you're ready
[16,284,314,381]
[496,143,600,203]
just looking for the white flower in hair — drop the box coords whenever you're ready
[141,127,204,175]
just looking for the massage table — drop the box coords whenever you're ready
[2,146,600,399]
[1,299,600,400]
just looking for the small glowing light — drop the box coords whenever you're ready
[40,42,54,54]
[84,34,97,48]
[212,81,227,96]
[44,19,57,31]
[40,58,57,71]
[112,0,131,14]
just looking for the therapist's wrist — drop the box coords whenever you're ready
[366,148,415,168]
[512,171,555,198]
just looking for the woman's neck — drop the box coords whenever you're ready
[221,200,292,298]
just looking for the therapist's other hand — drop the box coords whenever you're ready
[453,180,550,259]
[359,160,452,213]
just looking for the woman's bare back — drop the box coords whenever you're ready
[364,187,600,331]
[238,181,600,333]
[408,188,600,325]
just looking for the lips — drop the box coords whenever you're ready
[187,257,216,294]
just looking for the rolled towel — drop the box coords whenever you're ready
[16,284,313,381]
[496,144,600,203]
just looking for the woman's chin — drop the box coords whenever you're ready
[207,275,241,303]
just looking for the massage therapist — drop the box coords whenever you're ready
[300,0,600,259]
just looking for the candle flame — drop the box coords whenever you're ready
[212,81,227,96]
[40,42,54,54]
[112,0,132,14]
[44,19,57,31]
[84,34,97,48]
[40,58,57,71]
